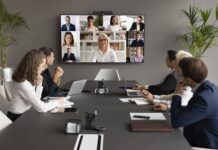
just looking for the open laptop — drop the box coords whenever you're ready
[65,79,87,99]
[124,78,143,97]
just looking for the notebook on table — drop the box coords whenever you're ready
[130,120,173,132]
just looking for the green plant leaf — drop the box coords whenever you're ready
[216,6,218,20]
[0,0,29,67]
[199,9,211,25]
[177,5,218,58]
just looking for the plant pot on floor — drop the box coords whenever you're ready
[0,67,13,83]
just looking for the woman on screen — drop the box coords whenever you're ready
[92,33,118,62]
[84,16,99,32]
[7,50,65,121]
[107,16,122,32]
[62,31,77,62]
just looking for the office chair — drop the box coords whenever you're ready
[0,110,12,131]
[94,68,121,81]
[192,147,216,150]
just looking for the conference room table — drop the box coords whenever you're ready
[0,80,192,150]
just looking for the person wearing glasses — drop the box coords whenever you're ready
[130,32,144,47]
[85,15,99,32]
[92,33,118,62]
[61,15,76,31]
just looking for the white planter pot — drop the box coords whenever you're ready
[0,67,13,83]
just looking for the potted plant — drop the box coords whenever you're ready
[177,5,218,58]
[0,0,29,83]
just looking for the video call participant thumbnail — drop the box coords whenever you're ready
[61,15,76,31]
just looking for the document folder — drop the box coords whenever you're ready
[130,120,173,132]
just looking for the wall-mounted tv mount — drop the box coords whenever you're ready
[92,11,113,15]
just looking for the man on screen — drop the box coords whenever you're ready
[61,16,76,31]
[129,16,144,31]
[130,32,144,47]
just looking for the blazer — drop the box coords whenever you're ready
[61,24,76,31]
[41,69,59,99]
[129,22,145,31]
[171,80,218,149]
[63,53,76,62]
[148,71,179,95]
[130,39,144,47]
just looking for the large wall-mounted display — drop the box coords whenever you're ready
[60,15,145,63]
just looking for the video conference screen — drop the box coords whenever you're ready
[60,15,145,63]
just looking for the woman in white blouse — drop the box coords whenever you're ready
[7,49,65,121]
[107,16,122,32]
[92,33,118,62]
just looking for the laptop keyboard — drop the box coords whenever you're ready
[128,92,138,96]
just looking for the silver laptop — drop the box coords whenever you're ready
[66,79,87,99]
[124,78,143,97]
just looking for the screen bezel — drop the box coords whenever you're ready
[60,14,145,64]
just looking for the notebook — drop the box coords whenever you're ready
[130,120,173,132]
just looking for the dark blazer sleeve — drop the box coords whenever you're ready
[129,22,136,31]
[148,74,177,95]
[140,23,145,31]
[63,53,67,61]
[170,95,208,128]
[41,70,59,99]
[70,53,76,61]
[70,24,76,31]
[61,24,66,31]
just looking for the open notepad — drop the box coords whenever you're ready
[74,134,104,150]
[119,98,149,105]
[57,100,74,108]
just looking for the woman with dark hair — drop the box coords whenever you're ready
[7,49,65,121]
[85,15,99,32]
[107,15,121,32]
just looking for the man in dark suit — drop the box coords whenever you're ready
[129,16,145,31]
[148,50,179,95]
[39,47,64,99]
[130,32,144,47]
[63,47,76,63]
[61,15,76,31]
[171,57,218,149]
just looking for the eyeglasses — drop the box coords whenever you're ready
[99,39,107,41]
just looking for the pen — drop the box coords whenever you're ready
[133,115,150,119]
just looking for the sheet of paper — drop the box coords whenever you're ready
[74,134,104,150]
[119,98,149,105]
[58,100,74,108]
[130,112,166,120]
